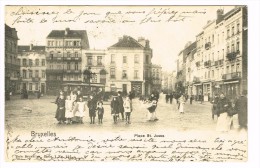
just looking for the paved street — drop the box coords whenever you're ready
[5,94,240,133]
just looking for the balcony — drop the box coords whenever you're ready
[32,77,41,82]
[222,72,241,80]
[46,69,63,74]
[227,51,240,61]
[64,57,82,61]
[66,70,82,74]
[193,77,200,83]
[204,60,211,67]
[196,61,200,67]
[205,42,211,50]
[218,59,224,66]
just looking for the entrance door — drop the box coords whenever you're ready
[123,84,127,95]
[41,83,45,93]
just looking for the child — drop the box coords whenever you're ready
[123,96,132,124]
[65,96,73,124]
[88,95,97,124]
[96,101,104,124]
[75,97,86,124]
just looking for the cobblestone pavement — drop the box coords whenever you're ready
[5,94,240,133]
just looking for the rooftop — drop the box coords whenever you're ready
[18,45,45,52]
[47,28,87,39]
[108,35,145,49]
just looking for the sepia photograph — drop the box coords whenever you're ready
[1,1,260,168]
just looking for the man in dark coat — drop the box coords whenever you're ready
[88,95,97,124]
[235,90,248,129]
[111,96,120,123]
[117,91,124,120]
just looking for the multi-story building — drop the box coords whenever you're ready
[106,36,153,96]
[151,64,162,92]
[45,28,90,94]
[5,24,19,96]
[18,44,46,94]
[178,6,247,101]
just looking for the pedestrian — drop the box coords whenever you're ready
[55,94,66,124]
[147,94,158,121]
[211,94,219,120]
[169,93,173,104]
[96,101,104,124]
[216,92,232,132]
[75,97,86,124]
[76,90,83,102]
[190,95,193,105]
[178,94,186,114]
[65,95,73,124]
[235,90,248,130]
[70,91,77,102]
[111,96,119,124]
[166,93,169,103]
[88,95,97,124]
[124,96,133,124]
[117,91,125,120]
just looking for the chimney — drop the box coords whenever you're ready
[138,37,146,47]
[65,28,70,35]
[145,40,150,48]
[216,9,224,21]
[30,44,33,51]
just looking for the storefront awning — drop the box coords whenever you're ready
[224,80,239,84]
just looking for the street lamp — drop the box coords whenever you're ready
[83,66,96,94]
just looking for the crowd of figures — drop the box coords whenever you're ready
[211,90,248,132]
[54,90,137,125]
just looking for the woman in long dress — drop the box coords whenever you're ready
[178,95,186,114]
[75,97,86,124]
[65,95,74,124]
[55,94,66,124]
[216,92,232,132]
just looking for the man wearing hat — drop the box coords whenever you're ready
[117,91,125,120]
[235,90,248,130]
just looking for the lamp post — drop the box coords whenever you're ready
[83,66,96,94]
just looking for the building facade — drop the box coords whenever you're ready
[151,64,162,92]
[45,28,90,94]
[106,36,153,96]
[5,24,19,96]
[177,6,247,101]
[18,44,47,94]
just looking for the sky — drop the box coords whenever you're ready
[5,5,235,72]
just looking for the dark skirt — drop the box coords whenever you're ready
[89,109,96,117]
[55,107,66,121]
[148,105,157,113]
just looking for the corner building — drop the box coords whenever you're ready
[106,36,153,96]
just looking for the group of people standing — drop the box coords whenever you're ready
[55,90,104,125]
[212,90,248,132]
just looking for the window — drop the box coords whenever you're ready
[232,26,235,36]
[205,72,207,79]
[111,54,115,63]
[208,71,210,78]
[110,68,115,78]
[42,59,45,66]
[35,83,39,90]
[237,63,240,70]
[73,41,77,46]
[231,65,235,73]
[237,23,240,33]
[231,43,235,52]
[23,59,27,66]
[75,75,78,81]
[226,66,230,73]
[134,55,139,63]
[29,70,32,78]
[217,34,219,44]
[35,59,39,66]
[227,29,230,38]
[42,70,46,78]
[87,56,92,65]
[50,52,54,59]
[29,59,33,66]
[123,56,127,63]
[212,70,214,78]
[29,83,32,91]
[75,52,78,57]
[67,62,71,70]
[222,49,224,59]
[146,55,149,63]
[35,70,39,78]
[217,51,220,60]
[134,70,139,79]
[212,35,214,43]
[222,32,224,42]
[236,41,240,52]
[97,56,102,65]
[227,46,230,53]
[122,70,127,79]
[67,52,71,57]
[75,62,78,70]
[23,70,27,79]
